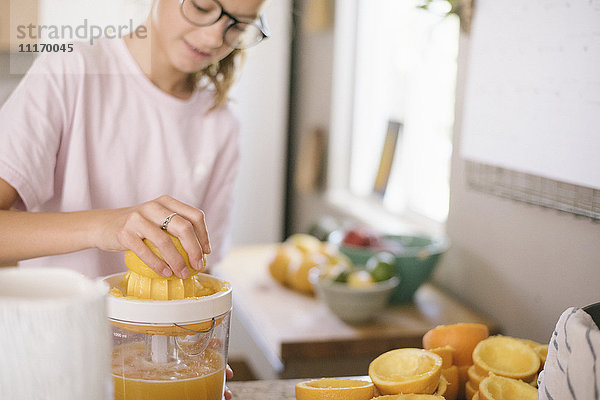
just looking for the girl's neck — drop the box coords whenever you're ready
[123,25,195,100]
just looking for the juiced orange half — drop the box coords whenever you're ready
[295,378,374,400]
[369,348,443,395]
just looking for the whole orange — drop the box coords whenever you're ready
[422,323,489,366]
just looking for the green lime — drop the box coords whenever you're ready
[333,268,351,283]
[366,252,396,282]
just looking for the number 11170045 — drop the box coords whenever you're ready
[18,43,74,53]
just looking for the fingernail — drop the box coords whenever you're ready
[180,268,190,279]
[162,268,172,277]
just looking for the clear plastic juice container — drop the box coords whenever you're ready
[103,273,232,400]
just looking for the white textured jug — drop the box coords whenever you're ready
[0,267,111,400]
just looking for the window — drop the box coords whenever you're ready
[329,0,459,225]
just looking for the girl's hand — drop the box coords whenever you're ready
[225,364,234,400]
[96,195,210,278]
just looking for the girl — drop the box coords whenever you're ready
[0,0,269,281]
[1,1,270,397]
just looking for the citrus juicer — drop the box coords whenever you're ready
[103,236,232,400]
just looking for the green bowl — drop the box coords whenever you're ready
[315,276,400,324]
[338,234,449,304]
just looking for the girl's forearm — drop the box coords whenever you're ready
[0,209,107,264]
[0,196,211,279]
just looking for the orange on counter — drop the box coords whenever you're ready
[478,374,538,400]
[369,348,443,395]
[457,364,470,399]
[295,378,374,400]
[534,344,549,368]
[465,379,478,400]
[268,234,349,295]
[467,364,487,388]
[441,365,459,400]
[422,323,489,366]
[428,345,455,369]
[433,374,448,397]
[472,336,540,381]
[371,395,445,399]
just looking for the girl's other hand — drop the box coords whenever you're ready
[225,364,234,400]
[96,195,211,278]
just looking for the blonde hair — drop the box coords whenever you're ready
[193,49,245,109]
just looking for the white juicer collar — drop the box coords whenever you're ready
[101,273,232,324]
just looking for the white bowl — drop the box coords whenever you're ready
[315,276,400,324]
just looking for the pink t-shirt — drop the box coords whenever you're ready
[0,38,240,278]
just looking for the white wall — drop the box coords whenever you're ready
[432,31,600,344]
[228,0,292,247]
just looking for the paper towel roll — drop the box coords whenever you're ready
[0,268,111,400]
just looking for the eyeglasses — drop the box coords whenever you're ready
[179,0,270,50]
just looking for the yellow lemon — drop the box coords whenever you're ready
[295,378,374,400]
[285,233,322,254]
[286,252,327,294]
[369,348,443,395]
[472,336,540,381]
[268,244,302,284]
[319,242,351,264]
[124,233,198,280]
[347,269,376,288]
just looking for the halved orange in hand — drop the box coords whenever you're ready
[369,348,443,395]
[124,233,198,280]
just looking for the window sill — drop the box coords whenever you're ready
[322,189,446,237]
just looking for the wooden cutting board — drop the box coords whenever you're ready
[217,244,500,378]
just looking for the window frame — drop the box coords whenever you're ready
[324,0,458,235]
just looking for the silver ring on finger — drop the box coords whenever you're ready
[161,212,177,231]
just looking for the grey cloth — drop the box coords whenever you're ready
[538,307,600,400]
